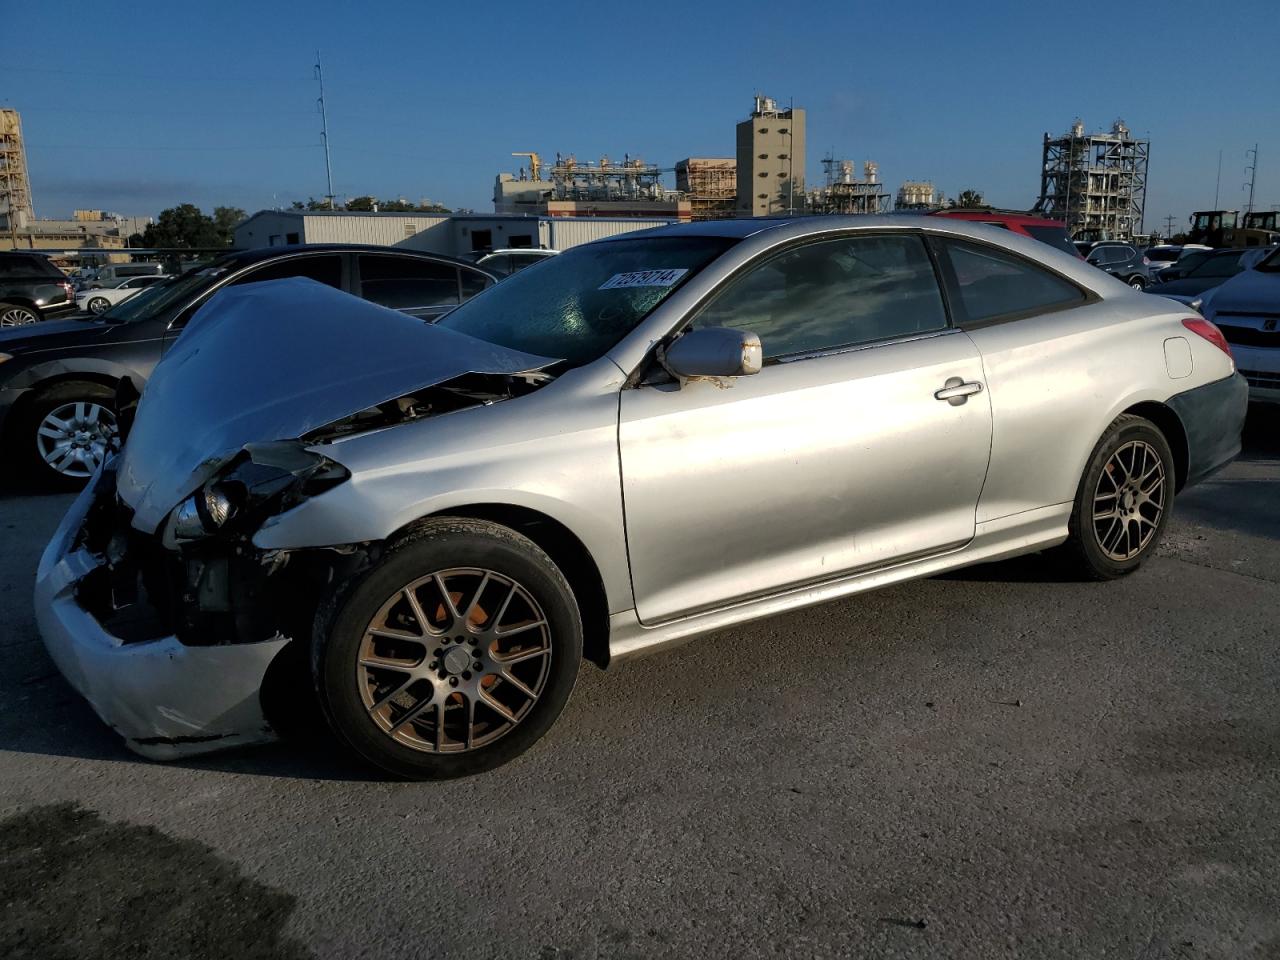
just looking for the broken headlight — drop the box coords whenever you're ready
[164,441,349,544]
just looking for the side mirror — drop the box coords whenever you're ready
[663,327,762,380]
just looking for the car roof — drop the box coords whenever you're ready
[929,209,1068,228]
[223,243,483,270]
[628,214,1084,244]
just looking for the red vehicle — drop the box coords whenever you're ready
[929,208,1083,258]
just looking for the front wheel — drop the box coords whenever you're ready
[1127,276,1147,290]
[87,296,111,315]
[314,518,583,779]
[13,381,118,489]
[1059,414,1173,580]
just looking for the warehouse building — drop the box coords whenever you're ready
[233,210,678,258]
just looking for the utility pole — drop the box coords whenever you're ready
[1245,144,1258,214]
[315,51,335,210]
[1214,150,1222,208]
[1163,214,1175,239]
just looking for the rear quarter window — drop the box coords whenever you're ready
[934,238,1087,327]
[0,255,61,279]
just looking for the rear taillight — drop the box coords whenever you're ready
[61,282,73,302]
[1182,317,1232,359]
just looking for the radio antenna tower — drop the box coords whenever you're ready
[315,51,335,209]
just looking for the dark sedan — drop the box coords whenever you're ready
[1145,249,1250,305]
[0,245,495,488]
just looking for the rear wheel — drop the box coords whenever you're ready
[12,381,118,489]
[0,302,38,327]
[1059,414,1173,579]
[1127,276,1147,290]
[314,518,582,779]
[87,296,111,315]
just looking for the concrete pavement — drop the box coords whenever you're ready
[2,409,1277,959]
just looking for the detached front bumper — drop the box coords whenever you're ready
[34,470,289,760]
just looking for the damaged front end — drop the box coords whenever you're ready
[77,443,357,650]
[34,280,561,759]
[33,451,368,759]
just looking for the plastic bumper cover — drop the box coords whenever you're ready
[34,472,288,760]
[1167,372,1249,489]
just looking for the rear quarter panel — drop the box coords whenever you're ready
[965,291,1232,523]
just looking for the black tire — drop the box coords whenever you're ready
[0,301,39,326]
[87,296,111,315]
[1059,414,1174,580]
[313,517,582,779]
[12,380,118,490]
[1126,275,1147,290]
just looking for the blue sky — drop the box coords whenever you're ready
[4,0,1276,233]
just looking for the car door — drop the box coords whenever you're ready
[618,232,993,624]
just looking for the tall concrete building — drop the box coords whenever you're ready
[736,95,805,217]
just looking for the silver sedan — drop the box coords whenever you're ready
[35,216,1248,778]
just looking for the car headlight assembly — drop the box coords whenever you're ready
[165,441,349,544]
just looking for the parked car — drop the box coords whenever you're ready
[1145,248,1250,305]
[474,248,559,278]
[929,209,1082,257]
[76,275,171,315]
[88,262,167,289]
[1144,244,1182,273]
[1085,243,1154,288]
[0,252,77,327]
[33,216,1246,778]
[0,245,496,487]
[1157,245,1215,281]
[1196,245,1280,403]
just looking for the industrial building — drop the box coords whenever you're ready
[895,181,944,211]
[676,158,736,220]
[0,108,34,239]
[494,152,690,219]
[809,158,889,215]
[233,210,678,258]
[1035,119,1148,241]
[736,95,806,216]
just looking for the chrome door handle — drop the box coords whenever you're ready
[934,377,983,406]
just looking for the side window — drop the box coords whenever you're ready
[694,234,947,359]
[935,238,1085,326]
[358,254,459,309]
[459,268,491,300]
[0,256,42,278]
[236,255,343,289]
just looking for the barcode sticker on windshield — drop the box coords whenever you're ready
[598,268,688,290]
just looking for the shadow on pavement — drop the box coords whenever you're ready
[0,803,314,960]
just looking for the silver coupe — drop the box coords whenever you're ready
[35,217,1248,778]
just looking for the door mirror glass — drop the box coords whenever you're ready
[664,327,762,379]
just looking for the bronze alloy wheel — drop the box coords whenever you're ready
[1092,438,1166,562]
[356,568,552,754]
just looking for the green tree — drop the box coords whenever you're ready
[212,206,247,246]
[955,189,986,208]
[140,204,220,248]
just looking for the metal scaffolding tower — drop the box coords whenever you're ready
[0,109,35,242]
[1035,118,1148,241]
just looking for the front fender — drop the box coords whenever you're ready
[252,377,633,614]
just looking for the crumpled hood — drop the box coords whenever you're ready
[1203,268,1280,317]
[118,278,554,532]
